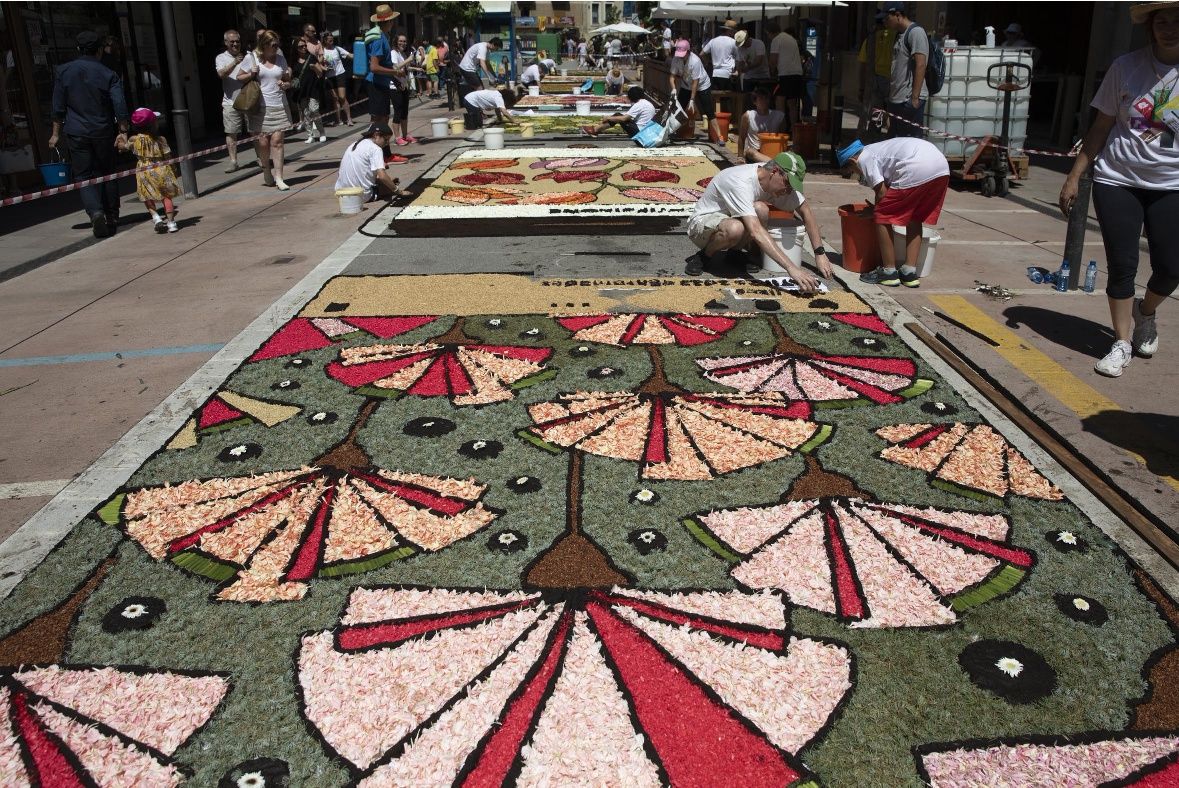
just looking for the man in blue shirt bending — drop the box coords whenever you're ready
[49,31,130,238]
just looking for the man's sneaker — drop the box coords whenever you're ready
[580,125,599,137]
[684,251,707,276]
[1094,339,1132,378]
[319,135,327,142]
[900,269,921,288]
[90,213,110,238]
[860,267,901,286]
[1132,298,1159,357]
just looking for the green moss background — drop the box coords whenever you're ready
[0,310,1172,787]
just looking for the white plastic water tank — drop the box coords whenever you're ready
[924,47,1034,158]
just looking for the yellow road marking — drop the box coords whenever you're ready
[928,295,1179,492]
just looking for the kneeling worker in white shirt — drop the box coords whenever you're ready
[685,151,833,291]
[334,123,402,202]
[462,88,516,130]
[581,86,656,138]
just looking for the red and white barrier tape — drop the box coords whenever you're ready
[1,96,376,209]
[871,108,1080,158]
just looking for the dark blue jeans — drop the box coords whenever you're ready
[886,100,925,138]
[67,134,120,219]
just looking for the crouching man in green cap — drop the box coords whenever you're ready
[685,151,832,292]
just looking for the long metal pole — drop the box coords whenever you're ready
[159,1,197,197]
[1063,172,1091,290]
[825,2,836,164]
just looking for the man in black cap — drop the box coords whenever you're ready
[49,30,130,238]
[334,123,402,201]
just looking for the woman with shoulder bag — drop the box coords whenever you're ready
[237,29,293,189]
[291,37,327,143]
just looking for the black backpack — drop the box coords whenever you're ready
[905,25,945,96]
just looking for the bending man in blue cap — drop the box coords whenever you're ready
[837,137,950,287]
[685,151,833,292]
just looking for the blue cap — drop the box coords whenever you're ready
[881,1,905,14]
[837,139,865,167]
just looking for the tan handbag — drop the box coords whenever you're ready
[234,79,261,112]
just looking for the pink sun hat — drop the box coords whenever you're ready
[131,107,161,128]
[674,39,691,56]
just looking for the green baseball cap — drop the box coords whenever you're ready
[772,151,806,193]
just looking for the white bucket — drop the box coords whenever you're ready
[890,225,942,277]
[336,187,365,215]
[431,117,449,138]
[528,85,540,96]
[575,100,591,115]
[483,126,505,150]
[762,224,807,273]
[572,86,582,95]
[561,68,568,76]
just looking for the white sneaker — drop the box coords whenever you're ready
[275,178,290,191]
[1094,339,1132,377]
[1132,298,1159,357]
[306,135,314,143]
[166,221,179,233]
[318,135,327,142]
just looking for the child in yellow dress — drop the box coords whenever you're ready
[118,107,181,233]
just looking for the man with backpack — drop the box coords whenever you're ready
[882,1,929,138]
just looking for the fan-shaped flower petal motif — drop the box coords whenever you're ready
[689,498,1035,628]
[246,316,438,363]
[697,351,929,406]
[440,186,525,205]
[451,158,520,171]
[876,423,1065,501]
[617,186,703,203]
[556,313,740,346]
[829,313,895,334]
[453,171,525,186]
[917,733,1179,787]
[525,392,823,480]
[0,666,228,786]
[297,587,851,784]
[107,468,501,602]
[326,342,554,406]
[527,157,609,169]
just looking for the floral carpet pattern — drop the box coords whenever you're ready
[1,274,1178,786]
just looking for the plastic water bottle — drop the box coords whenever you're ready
[1083,260,1098,293]
[985,26,996,47]
[1055,260,1070,292]
[1027,266,1047,284]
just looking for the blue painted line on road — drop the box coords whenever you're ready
[0,343,226,368]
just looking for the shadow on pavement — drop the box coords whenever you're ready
[1002,304,1114,359]
[1082,410,1179,483]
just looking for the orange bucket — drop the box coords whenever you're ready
[792,122,818,159]
[759,132,790,158]
[676,106,697,140]
[838,203,881,273]
[715,111,732,140]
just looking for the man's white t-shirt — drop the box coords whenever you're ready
[671,53,711,92]
[693,163,805,220]
[625,98,657,130]
[216,51,244,104]
[702,35,739,79]
[335,138,386,197]
[1092,47,1179,191]
[460,41,490,73]
[521,64,542,85]
[541,58,556,70]
[464,89,506,110]
[736,39,769,80]
[770,32,802,77]
[856,138,949,190]
[609,38,622,56]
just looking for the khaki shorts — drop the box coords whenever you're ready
[222,104,246,134]
[687,211,731,249]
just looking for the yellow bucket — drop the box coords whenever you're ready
[449,117,465,135]
[335,187,365,215]
[520,122,535,138]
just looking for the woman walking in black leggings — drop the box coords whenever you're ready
[1061,2,1179,378]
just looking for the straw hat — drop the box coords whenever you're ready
[722,19,739,30]
[735,30,748,45]
[1131,1,1179,23]
[370,4,399,23]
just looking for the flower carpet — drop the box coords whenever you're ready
[390,147,722,237]
[2,273,1179,786]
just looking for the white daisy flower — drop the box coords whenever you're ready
[995,657,1024,678]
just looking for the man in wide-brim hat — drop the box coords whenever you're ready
[364,4,402,138]
[370,4,399,23]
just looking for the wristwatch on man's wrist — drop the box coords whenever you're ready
[813,245,827,256]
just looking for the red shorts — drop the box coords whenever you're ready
[874,175,950,226]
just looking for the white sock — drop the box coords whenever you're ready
[900,265,917,275]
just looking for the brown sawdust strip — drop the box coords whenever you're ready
[0,557,115,667]
[300,275,872,317]
[1130,567,1179,730]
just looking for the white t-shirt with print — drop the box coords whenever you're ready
[460,41,490,73]
[322,46,348,77]
[770,32,802,77]
[856,138,949,190]
[335,138,386,197]
[464,89,505,111]
[1092,47,1179,191]
[625,98,657,130]
[671,53,711,92]
[216,51,244,104]
[693,163,805,220]
[736,39,770,80]
[702,35,739,79]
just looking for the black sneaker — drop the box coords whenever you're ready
[899,269,921,288]
[90,213,111,238]
[684,251,707,276]
[859,267,901,286]
[106,214,119,235]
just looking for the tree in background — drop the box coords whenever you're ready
[421,1,483,34]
